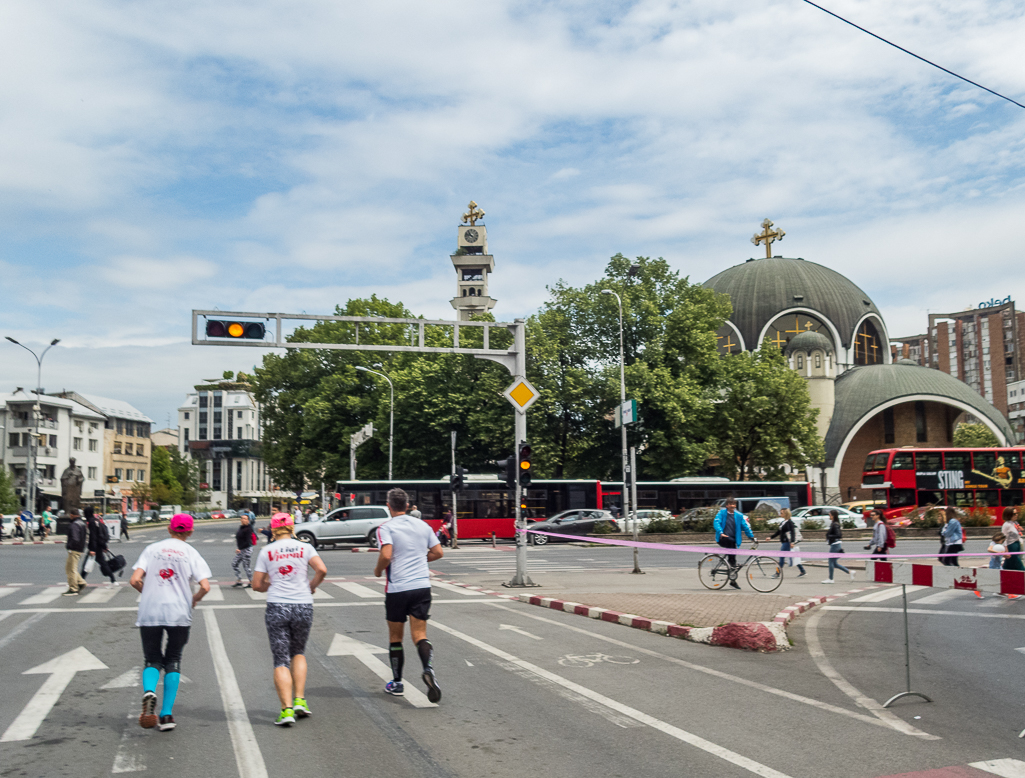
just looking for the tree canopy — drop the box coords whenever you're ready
[0,466,19,513]
[953,422,1001,448]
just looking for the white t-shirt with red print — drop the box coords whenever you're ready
[254,539,320,604]
[133,538,213,627]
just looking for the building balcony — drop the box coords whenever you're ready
[7,446,59,459]
[11,418,58,429]
[15,477,58,488]
[188,439,264,459]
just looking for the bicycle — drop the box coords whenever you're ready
[697,541,783,592]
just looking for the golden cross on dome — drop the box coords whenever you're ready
[785,315,804,336]
[769,332,787,348]
[722,335,736,351]
[462,201,485,226]
[751,218,785,259]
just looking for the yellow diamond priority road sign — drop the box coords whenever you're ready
[503,378,539,414]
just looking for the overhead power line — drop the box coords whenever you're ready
[800,0,1025,111]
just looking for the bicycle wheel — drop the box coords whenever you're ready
[601,655,640,665]
[698,554,730,590]
[746,556,783,592]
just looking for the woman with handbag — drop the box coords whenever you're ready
[823,510,854,584]
[1001,507,1024,571]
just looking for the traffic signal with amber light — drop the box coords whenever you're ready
[205,320,266,339]
[518,442,532,487]
[450,466,466,492]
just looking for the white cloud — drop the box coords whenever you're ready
[101,255,217,290]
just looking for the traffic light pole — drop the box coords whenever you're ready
[504,322,535,587]
[450,430,458,550]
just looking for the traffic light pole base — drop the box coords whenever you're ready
[502,578,541,588]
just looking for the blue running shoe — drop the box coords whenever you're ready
[384,680,404,696]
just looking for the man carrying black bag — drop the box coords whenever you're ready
[83,509,119,586]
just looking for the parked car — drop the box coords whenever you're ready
[0,515,17,537]
[619,509,672,532]
[840,499,885,514]
[713,496,791,516]
[528,510,618,545]
[790,505,867,529]
[224,509,239,519]
[125,512,141,524]
[294,505,392,548]
[141,510,161,522]
[193,511,211,521]
[897,505,968,528]
[679,507,717,525]
[210,511,228,520]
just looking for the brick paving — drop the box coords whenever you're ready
[538,591,799,628]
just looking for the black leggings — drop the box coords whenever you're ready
[140,626,191,673]
[718,537,738,568]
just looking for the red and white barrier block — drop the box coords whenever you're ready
[867,560,1025,596]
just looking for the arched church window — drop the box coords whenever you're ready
[797,355,804,369]
[468,288,476,297]
[854,319,884,365]
[815,354,821,369]
[462,289,467,297]
[764,313,828,350]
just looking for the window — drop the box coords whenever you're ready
[1005,452,1022,469]
[126,469,135,481]
[49,434,57,447]
[214,412,222,424]
[88,439,98,452]
[917,490,943,506]
[237,427,243,439]
[8,433,16,448]
[915,401,927,442]
[75,421,83,431]
[973,451,997,472]
[1002,490,1025,507]
[198,427,207,440]
[199,411,208,425]
[815,354,821,369]
[213,426,222,440]
[236,460,242,490]
[892,452,914,470]
[944,452,970,470]
[916,452,942,471]
[883,408,895,444]
[184,412,190,420]
[113,443,122,454]
[73,437,83,450]
[138,469,146,481]
[137,445,145,457]
[212,461,222,491]
[889,489,915,508]
[975,490,999,507]
[949,490,973,507]
[116,419,124,434]
[227,424,233,440]
[797,355,804,369]
[236,410,243,419]
[89,422,98,432]
[199,394,208,408]
[213,392,223,408]
[87,467,97,480]
[115,468,123,480]
[125,443,133,455]
[183,429,190,443]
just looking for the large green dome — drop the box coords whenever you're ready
[703,256,884,352]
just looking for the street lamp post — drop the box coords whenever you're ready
[355,365,394,480]
[4,337,60,518]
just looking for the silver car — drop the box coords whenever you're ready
[294,505,392,548]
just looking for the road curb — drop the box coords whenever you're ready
[0,539,64,544]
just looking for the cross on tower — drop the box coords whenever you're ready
[462,201,485,226]
[751,218,785,259]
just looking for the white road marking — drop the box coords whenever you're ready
[223,538,234,542]
[1,646,109,742]
[312,588,333,599]
[204,585,225,601]
[823,606,1025,620]
[804,610,938,740]
[432,619,792,777]
[326,633,436,708]
[0,612,47,650]
[111,713,147,773]
[465,659,474,666]
[431,581,486,596]
[849,586,926,603]
[79,586,124,604]
[488,602,906,732]
[913,589,971,605]
[0,587,16,600]
[332,582,382,598]
[203,539,215,543]
[0,599,489,615]
[102,667,141,689]
[246,589,267,601]
[203,609,269,778]
[498,624,542,640]
[18,586,65,605]
[969,759,1025,777]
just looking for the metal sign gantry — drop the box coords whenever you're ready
[191,309,536,587]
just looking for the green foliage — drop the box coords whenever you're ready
[841,518,857,529]
[964,508,996,527]
[953,423,1000,448]
[167,446,202,505]
[801,518,824,530]
[706,340,825,480]
[590,520,616,534]
[0,466,19,513]
[643,517,684,534]
[911,508,944,528]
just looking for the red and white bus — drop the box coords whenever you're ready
[862,447,1025,523]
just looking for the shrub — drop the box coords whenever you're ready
[591,521,616,535]
[841,519,857,529]
[801,518,824,531]
[748,517,773,532]
[643,517,684,534]
[677,516,715,533]
[964,508,996,527]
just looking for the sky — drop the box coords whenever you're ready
[1,0,1024,425]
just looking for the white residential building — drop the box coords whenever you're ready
[177,377,277,512]
[0,389,106,511]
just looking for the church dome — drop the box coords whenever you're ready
[785,330,833,355]
[703,257,883,351]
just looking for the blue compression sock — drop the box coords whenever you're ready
[160,672,181,716]
[142,667,160,694]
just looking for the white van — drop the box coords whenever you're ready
[714,496,791,516]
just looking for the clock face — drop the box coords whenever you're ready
[463,228,479,243]
[763,313,829,350]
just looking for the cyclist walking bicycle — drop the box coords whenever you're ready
[713,498,755,589]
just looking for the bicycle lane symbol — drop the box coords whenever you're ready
[557,653,640,668]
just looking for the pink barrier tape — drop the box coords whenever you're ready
[519,528,1016,561]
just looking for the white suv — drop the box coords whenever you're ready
[294,505,392,548]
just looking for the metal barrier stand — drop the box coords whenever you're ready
[882,584,932,708]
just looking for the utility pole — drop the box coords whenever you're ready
[600,290,629,525]
[450,430,458,549]
[630,446,642,574]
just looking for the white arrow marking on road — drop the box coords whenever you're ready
[326,633,436,708]
[1,646,108,742]
[101,666,195,689]
[498,624,542,640]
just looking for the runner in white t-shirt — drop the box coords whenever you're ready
[253,513,327,726]
[129,514,211,732]
[374,488,443,702]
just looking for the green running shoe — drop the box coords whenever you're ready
[274,708,295,726]
[292,697,311,718]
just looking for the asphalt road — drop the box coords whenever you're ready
[1,520,1023,778]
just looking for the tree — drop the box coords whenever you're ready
[953,422,1000,448]
[0,466,19,513]
[706,340,825,480]
[150,447,184,505]
[168,446,202,505]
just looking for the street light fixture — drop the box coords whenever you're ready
[4,337,61,517]
[355,365,394,480]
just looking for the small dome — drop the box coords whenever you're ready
[786,330,833,355]
[895,358,919,366]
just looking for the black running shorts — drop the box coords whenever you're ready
[384,587,432,623]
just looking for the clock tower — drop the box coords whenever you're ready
[450,201,496,321]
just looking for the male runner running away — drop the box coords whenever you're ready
[373,488,443,702]
[129,513,211,731]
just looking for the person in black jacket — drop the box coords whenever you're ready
[768,509,806,578]
[231,514,256,588]
[823,509,854,584]
[82,507,117,585]
[63,509,89,595]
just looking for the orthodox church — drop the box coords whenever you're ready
[702,220,1015,503]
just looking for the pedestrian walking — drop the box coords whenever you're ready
[252,513,327,726]
[40,509,52,537]
[863,509,889,559]
[83,508,118,585]
[130,513,211,731]
[768,509,806,577]
[940,507,964,567]
[988,533,1007,570]
[1002,507,1024,571]
[13,514,23,539]
[713,497,755,589]
[62,509,88,596]
[409,504,422,519]
[823,510,854,584]
[231,514,256,588]
[120,512,130,542]
[373,487,443,702]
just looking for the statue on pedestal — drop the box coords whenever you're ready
[60,457,84,511]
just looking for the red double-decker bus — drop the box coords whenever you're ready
[862,447,1025,523]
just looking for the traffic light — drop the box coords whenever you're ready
[497,457,516,489]
[205,320,266,339]
[518,442,532,487]
[450,466,466,492]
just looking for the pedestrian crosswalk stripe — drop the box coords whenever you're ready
[913,589,970,606]
[850,586,926,603]
[204,585,225,601]
[79,586,123,604]
[331,582,381,599]
[431,581,486,596]
[19,587,65,605]
[0,588,15,601]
